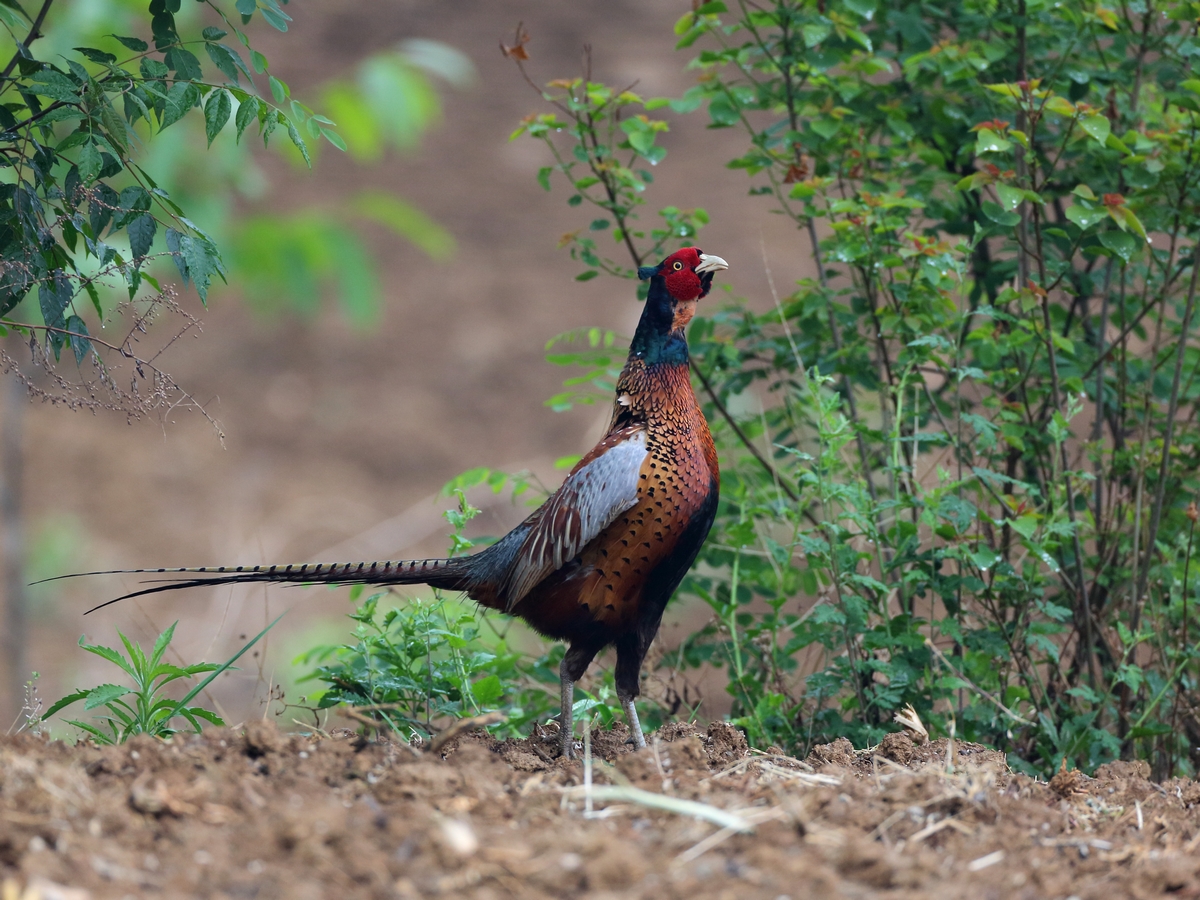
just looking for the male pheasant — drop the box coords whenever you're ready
[61,247,728,757]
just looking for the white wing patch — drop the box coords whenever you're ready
[503,429,647,608]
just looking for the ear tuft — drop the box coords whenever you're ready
[637,266,660,281]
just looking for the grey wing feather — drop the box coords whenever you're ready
[502,430,647,608]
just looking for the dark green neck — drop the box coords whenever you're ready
[629,276,688,366]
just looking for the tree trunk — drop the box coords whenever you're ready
[1,377,25,728]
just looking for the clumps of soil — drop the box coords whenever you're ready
[3,723,1200,899]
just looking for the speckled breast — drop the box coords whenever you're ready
[569,361,717,630]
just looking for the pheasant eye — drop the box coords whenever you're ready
[672,261,683,271]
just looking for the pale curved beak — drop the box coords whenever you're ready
[695,253,729,274]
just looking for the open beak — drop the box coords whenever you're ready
[695,253,729,275]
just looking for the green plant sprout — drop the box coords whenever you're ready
[43,617,280,743]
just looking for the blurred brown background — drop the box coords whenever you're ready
[4,0,807,729]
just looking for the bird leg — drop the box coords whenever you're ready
[620,691,647,749]
[558,658,576,759]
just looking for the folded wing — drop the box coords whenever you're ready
[502,426,648,608]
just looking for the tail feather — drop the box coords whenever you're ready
[33,557,475,615]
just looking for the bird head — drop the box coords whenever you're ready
[637,247,729,330]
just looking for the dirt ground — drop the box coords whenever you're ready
[3,721,1200,900]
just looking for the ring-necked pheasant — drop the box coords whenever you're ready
[54,247,728,757]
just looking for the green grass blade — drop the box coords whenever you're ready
[167,612,286,722]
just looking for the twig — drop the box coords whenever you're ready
[925,638,1033,725]
[561,783,757,832]
[430,711,506,755]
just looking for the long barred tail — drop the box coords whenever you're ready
[35,557,475,615]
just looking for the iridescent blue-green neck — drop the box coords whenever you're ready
[629,276,688,367]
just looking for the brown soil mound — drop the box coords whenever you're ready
[4,724,1200,899]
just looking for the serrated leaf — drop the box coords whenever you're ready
[164,46,202,81]
[77,141,102,182]
[285,118,310,166]
[127,213,156,259]
[74,46,116,65]
[84,683,133,710]
[30,68,80,103]
[111,34,148,52]
[204,42,244,84]
[160,81,199,131]
[234,95,260,141]
[65,314,91,363]
[204,88,231,145]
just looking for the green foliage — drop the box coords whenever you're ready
[43,617,279,743]
[298,491,553,740]
[299,485,640,742]
[511,0,1200,778]
[0,1,467,407]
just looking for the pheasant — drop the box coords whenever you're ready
[59,247,728,757]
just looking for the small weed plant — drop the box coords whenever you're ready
[44,619,278,743]
[299,488,632,742]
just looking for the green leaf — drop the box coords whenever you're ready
[111,34,148,52]
[42,689,89,721]
[235,95,261,142]
[1010,515,1038,539]
[995,182,1024,211]
[353,192,454,259]
[160,81,200,131]
[204,89,232,146]
[1065,204,1107,230]
[251,49,268,74]
[84,684,133,710]
[1098,229,1137,262]
[127,213,156,260]
[74,47,116,65]
[575,270,599,281]
[1043,95,1075,116]
[164,47,202,81]
[285,118,310,166]
[319,128,346,151]
[980,201,1020,226]
[974,128,1011,154]
[77,141,102,183]
[65,314,91,364]
[260,5,291,31]
[205,42,246,84]
[30,69,80,103]
[1079,114,1111,145]
[236,0,257,13]
[168,614,285,719]
[269,74,287,103]
[472,674,503,706]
